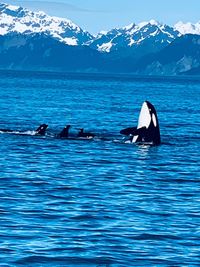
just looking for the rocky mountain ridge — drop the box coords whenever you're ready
[0,2,200,75]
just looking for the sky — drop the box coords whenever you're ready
[5,0,200,34]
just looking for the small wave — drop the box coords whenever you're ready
[19,130,36,136]
[0,130,36,136]
[15,255,114,266]
[0,130,14,134]
[132,233,181,241]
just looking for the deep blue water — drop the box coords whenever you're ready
[0,71,200,267]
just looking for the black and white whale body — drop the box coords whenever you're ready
[35,124,48,135]
[120,101,161,145]
[0,124,48,136]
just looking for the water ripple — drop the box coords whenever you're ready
[0,72,199,266]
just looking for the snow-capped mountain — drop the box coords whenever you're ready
[0,2,200,76]
[0,31,199,75]
[88,20,180,53]
[174,21,200,35]
[0,2,93,45]
[1,2,200,53]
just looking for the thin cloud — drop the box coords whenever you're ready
[5,0,104,13]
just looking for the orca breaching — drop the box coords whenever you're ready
[120,101,161,145]
[0,101,161,146]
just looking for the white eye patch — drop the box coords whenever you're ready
[152,113,157,127]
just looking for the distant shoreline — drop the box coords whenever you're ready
[0,69,200,83]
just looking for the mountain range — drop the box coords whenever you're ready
[0,2,200,75]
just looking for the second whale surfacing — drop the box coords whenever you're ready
[58,125,71,138]
[35,124,48,135]
[120,101,161,146]
[0,124,48,136]
[77,128,95,139]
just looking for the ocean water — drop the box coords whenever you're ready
[0,71,200,267]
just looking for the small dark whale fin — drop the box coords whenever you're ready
[58,125,70,138]
[36,124,48,135]
[78,128,95,138]
[77,128,84,137]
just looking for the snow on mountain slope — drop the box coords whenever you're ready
[88,20,180,52]
[0,2,93,45]
[174,21,200,35]
[0,2,200,54]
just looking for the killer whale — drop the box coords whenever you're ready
[58,125,71,138]
[35,124,48,135]
[120,101,161,145]
[1,102,160,144]
[77,128,95,139]
[0,124,48,136]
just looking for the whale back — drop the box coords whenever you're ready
[36,124,48,135]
